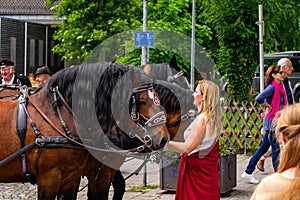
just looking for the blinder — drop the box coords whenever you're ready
[128,84,167,150]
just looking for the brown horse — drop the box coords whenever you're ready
[83,60,197,200]
[0,62,169,199]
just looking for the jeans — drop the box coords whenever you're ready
[245,130,280,174]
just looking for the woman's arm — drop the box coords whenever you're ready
[255,85,274,104]
[261,101,272,114]
[256,85,274,113]
[165,114,206,154]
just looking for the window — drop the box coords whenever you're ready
[30,39,35,67]
[10,37,16,63]
[39,40,44,67]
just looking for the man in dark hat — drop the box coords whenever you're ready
[34,66,52,86]
[0,59,32,87]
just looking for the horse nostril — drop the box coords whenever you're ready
[159,136,168,148]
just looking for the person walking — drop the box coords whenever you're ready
[279,58,294,104]
[242,65,287,184]
[257,58,294,172]
[0,59,32,87]
[165,80,221,200]
[251,103,300,200]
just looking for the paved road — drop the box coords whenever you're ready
[118,154,273,200]
[0,154,273,199]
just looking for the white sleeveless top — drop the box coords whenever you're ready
[184,113,217,155]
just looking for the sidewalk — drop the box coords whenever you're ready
[105,154,273,200]
[0,154,273,199]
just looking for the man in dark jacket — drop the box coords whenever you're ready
[0,59,32,87]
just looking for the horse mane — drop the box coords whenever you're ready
[141,63,189,89]
[141,63,172,79]
[45,66,79,104]
[154,80,195,114]
[45,63,152,134]
[141,62,194,114]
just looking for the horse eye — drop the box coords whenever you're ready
[139,101,146,106]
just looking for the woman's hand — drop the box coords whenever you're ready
[262,102,272,114]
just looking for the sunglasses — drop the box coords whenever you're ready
[277,71,284,75]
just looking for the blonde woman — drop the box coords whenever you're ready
[165,80,221,200]
[251,103,300,200]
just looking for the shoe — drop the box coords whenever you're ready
[257,159,265,172]
[242,172,259,184]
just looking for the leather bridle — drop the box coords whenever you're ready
[166,109,197,129]
[127,83,166,150]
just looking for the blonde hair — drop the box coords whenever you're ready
[276,103,300,198]
[197,80,221,137]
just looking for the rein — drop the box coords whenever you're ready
[167,109,197,128]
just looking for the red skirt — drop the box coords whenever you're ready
[175,141,220,200]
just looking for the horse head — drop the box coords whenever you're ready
[44,63,169,154]
[109,66,169,151]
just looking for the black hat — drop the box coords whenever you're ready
[34,66,52,78]
[0,59,14,68]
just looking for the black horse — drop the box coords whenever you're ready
[141,55,190,90]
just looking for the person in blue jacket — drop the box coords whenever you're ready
[257,58,294,172]
[242,65,287,184]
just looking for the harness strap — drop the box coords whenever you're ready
[117,126,124,149]
[124,160,147,180]
[52,88,72,137]
[0,94,19,99]
[17,94,36,183]
[17,95,27,147]
[0,136,85,167]
[167,109,197,128]
[35,148,42,179]
[55,87,74,114]
[0,85,21,100]
[0,142,36,167]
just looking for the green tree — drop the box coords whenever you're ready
[117,0,212,75]
[198,0,259,101]
[198,0,300,101]
[262,0,300,52]
[46,0,144,61]
[46,0,212,68]
[47,0,300,101]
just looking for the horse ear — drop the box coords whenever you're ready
[143,63,152,75]
[169,55,181,72]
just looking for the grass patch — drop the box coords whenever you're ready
[126,184,159,193]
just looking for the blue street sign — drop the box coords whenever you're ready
[134,32,154,47]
